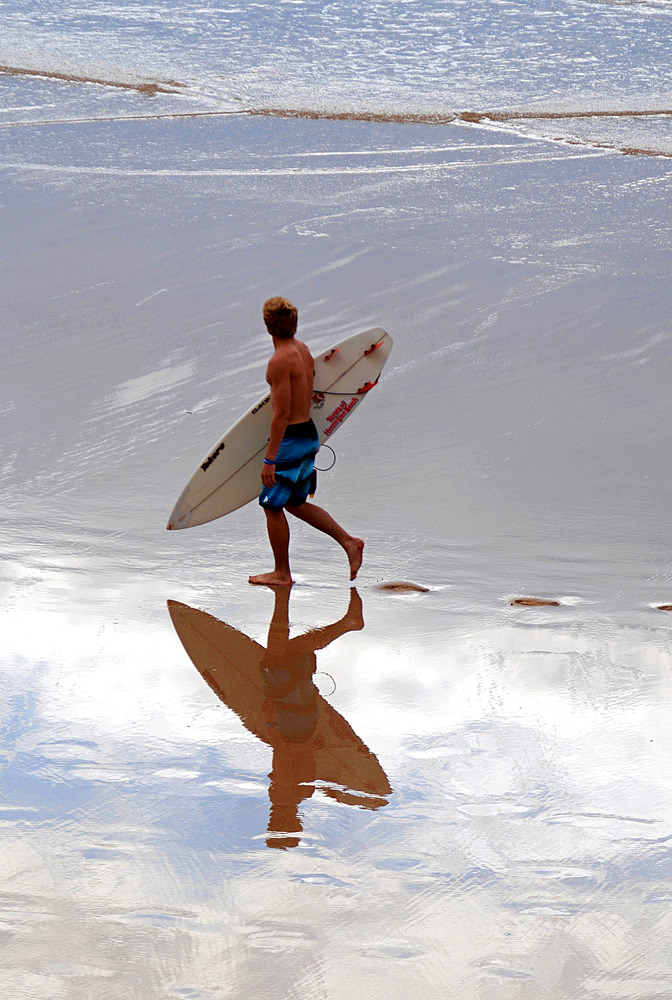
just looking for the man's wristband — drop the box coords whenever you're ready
[263,457,276,465]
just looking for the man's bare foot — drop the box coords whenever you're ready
[344,538,364,581]
[249,571,293,587]
[345,587,364,629]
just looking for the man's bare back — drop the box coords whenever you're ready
[264,337,314,460]
[270,338,313,421]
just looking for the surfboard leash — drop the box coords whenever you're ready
[310,443,337,497]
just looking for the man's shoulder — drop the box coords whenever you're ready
[268,339,312,371]
[266,343,294,381]
[292,338,314,367]
[295,337,312,357]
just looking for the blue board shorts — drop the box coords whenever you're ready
[259,419,319,512]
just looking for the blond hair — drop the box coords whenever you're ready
[262,296,298,339]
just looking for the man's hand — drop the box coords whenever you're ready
[261,460,276,487]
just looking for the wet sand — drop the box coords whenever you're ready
[3,107,672,997]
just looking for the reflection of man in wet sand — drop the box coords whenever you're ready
[262,586,374,848]
[166,589,391,852]
[249,296,364,587]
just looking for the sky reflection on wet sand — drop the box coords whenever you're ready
[2,581,672,997]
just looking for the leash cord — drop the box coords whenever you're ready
[315,444,336,472]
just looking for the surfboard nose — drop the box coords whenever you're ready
[167,489,191,530]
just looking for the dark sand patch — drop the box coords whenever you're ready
[375,582,430,593]
[463,108,672,123]
[656,604,672,612]
[510,597,561,607]
[0,64,184,96]
[249,107,457,126]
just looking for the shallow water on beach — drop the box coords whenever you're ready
[3,0,672,154]
[3,11,672,996]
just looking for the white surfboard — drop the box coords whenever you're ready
[167,327,392,529]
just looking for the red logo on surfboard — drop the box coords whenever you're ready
[324,397,359,436]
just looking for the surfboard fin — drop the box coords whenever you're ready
[356,376,380,394]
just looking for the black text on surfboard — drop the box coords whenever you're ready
[201,441,225,472]
[252,396,270,415]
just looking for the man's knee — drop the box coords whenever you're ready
[264,506,287,520]
[286,501,308,516]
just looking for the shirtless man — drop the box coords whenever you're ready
[249,297,364,587]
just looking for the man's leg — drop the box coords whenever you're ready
[286,501,364,581]
[249,508,293,586]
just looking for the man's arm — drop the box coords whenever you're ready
[261,358,291,487]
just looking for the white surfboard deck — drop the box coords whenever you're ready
[167,327,392,530]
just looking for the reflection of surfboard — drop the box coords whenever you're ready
[167,600,391,804]
[167,327,393,529]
